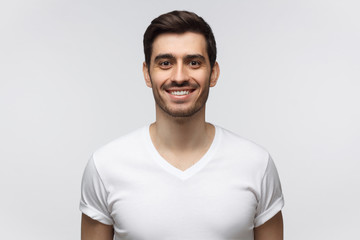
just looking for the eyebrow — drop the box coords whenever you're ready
[154,54,206,62]
[154,54,175,62]
[184,54,206,62]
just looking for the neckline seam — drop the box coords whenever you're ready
[144,124,221,180]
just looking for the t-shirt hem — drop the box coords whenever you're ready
[254,196,284,227]
[80,202,114,225]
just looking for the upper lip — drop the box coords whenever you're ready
[165,88,195,92]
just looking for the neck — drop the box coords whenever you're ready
[150,105,214,152]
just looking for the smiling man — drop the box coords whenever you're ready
[80,10,284,240]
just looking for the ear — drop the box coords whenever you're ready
[143,62,152,88]
[210,61,220,87]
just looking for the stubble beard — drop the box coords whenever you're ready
[151,77,211,119]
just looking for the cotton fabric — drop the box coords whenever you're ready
[80,125,284,240]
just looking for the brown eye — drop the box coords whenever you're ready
[161,61,170,66]
[189,61,201,68]
[159,61,172,69]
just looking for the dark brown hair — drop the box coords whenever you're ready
[143,10,217,68]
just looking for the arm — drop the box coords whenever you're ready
[81,214,114,240]
[254,211,283,240]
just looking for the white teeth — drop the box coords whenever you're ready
[170,90,190,96]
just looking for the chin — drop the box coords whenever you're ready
[160,105,205,118]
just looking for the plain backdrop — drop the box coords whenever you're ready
[1,0,359,239]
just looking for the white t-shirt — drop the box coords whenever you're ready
[80,125,284,240]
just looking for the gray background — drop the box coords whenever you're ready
[1,0,359,239]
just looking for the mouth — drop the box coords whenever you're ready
[166,89,195,96]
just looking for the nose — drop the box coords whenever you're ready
[171,64,189,83]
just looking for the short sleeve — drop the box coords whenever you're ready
[254,156,284,227]
[80,156,114,225]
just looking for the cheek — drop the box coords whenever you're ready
[192,71,211,84]
[150,71,170,85]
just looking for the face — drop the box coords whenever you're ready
[143,32,219,118]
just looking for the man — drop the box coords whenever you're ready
[80,10,284,240]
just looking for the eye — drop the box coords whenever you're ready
[189,61,201,68]
[159,61,172,69]
[161,61,170,66]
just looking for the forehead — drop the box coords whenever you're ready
[151,32,208,60]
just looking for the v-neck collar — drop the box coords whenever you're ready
[144,124,222,180]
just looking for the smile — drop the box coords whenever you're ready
[170,90,190,96]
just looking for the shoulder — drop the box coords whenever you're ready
[215,125,271,171]
[217,126,269,157]
[92,126,148,169]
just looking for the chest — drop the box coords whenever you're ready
[106,166,259,240]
